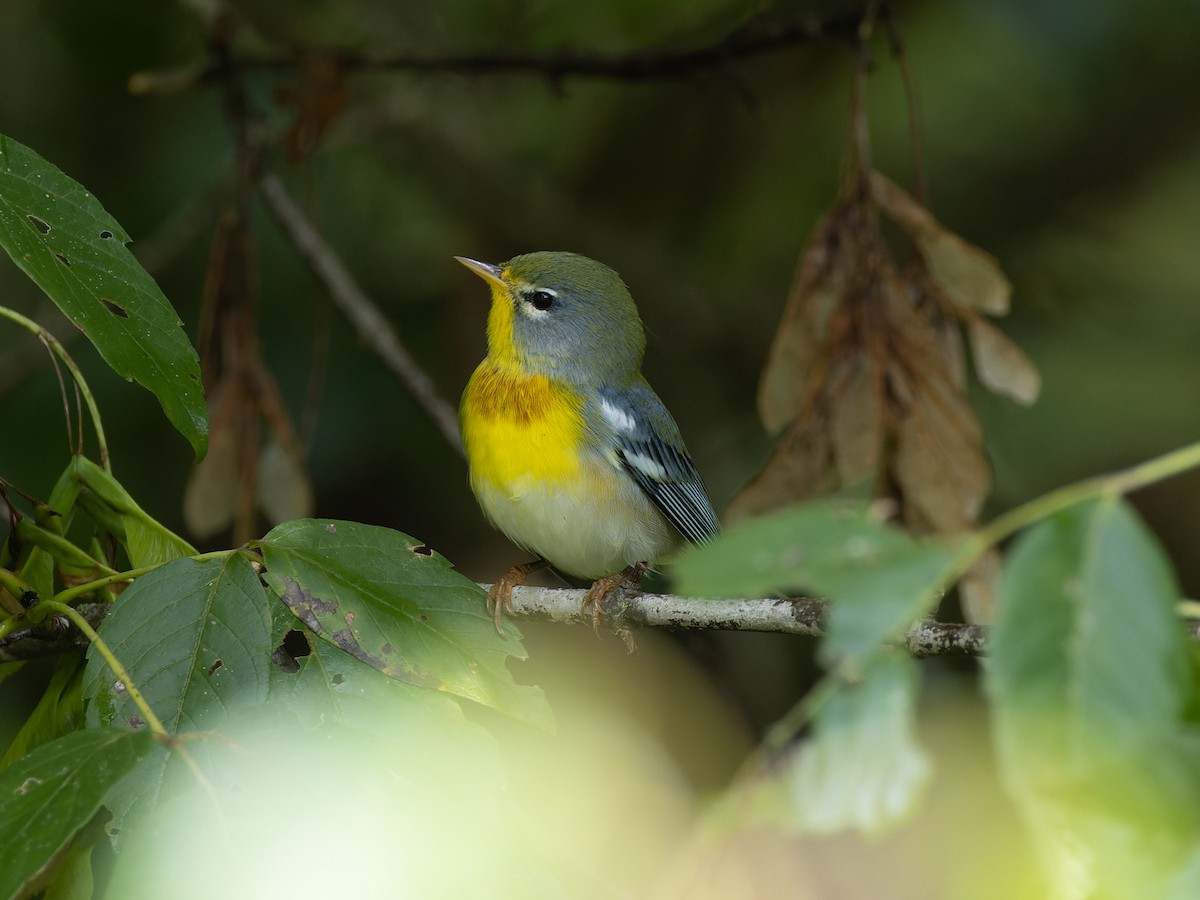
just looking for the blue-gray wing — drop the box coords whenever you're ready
[597,382,721,545]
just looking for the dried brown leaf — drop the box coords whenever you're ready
[183,387,239,539]
[871,171,1012,316]
[758,210,854,435]
[959,548,1002,625]
[257,435,314,525]
[725,414,838,524]
[829,352,883,487]
[966,316,1041,406]
[891,367,990,532]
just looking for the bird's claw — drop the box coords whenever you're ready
[487,559,549,635]
[581,562,648,636]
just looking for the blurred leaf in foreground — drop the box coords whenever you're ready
[674,502,954,668]
[0,728,153,900]
[986,497,1200,896]
[758,651,930,835]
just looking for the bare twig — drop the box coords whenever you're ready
[0,603,107,662]
[257,171,463,454]
[7,582,1200,663]
[209,10,862,83]
[488,583,987,657]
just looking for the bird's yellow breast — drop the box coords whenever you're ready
[461,359,585,488]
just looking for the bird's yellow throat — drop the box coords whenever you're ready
[462,358,585,487]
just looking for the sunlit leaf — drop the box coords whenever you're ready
[766,651,930,834]
[0,728,153,900]
[258,519,552,729]
[0,133,207,458]
[265,630,499,771]
[81,554,271,835]
[986,497,1200,893]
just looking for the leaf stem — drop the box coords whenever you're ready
[48,549,240,608]
[36,599,169,740]
[941,438,1200,590]
[984,439,1200,547]
[0,306,111,471]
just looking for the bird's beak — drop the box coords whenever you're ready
[454,256,507,290]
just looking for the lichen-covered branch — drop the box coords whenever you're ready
[488,584,988,657]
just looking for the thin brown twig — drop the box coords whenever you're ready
[257,171,463,454]
[880,6,928,205]
[204,11,863,83]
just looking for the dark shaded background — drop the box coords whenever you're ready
[2,0,1199,715]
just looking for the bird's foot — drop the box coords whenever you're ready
[581,562,648,636]
[487,559,549,634]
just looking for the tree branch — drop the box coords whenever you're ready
[218,10,862,83]
[0,602,107,662]
[257,171,464,454]
[7,585,1200,662]
[489,584,988,657]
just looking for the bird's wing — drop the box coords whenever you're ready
[596,381,721,544]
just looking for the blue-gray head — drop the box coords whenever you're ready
[456,251,646,387]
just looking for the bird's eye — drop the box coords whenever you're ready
[526,289,557,311]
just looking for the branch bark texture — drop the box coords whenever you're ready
[487,584,987,657]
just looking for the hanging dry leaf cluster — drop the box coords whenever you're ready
[730,167,1040,552]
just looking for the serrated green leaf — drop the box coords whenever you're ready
[764,651,930,834]
[674,503,954,666]
[72,456,195,568]
[0,134,206,458]
[258,519,551,730]
[0,728,153,900]
[986,497,1200,893]
[81,555,271,836]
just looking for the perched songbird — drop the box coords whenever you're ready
[457,251,721,628]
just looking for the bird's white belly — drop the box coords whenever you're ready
[471,461,680,579]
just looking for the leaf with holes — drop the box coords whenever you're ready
[81,554,271,837]
[0,133,206,458]
[257,519,551,729]
[0,728,153,900]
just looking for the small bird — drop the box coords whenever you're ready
[456,251,721,629]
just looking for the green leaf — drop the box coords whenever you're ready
[986,497,1200,893]
[0,133,206,458]
[81,555,271,834]
[674,502,954,666]
[0,652,85,773]
[262,630,500,778]
[258,519,551,729]
[0,728,153,900]
[72,456,195,568]
[763,651,929,834]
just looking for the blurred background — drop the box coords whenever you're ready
[1,2,1198,892]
